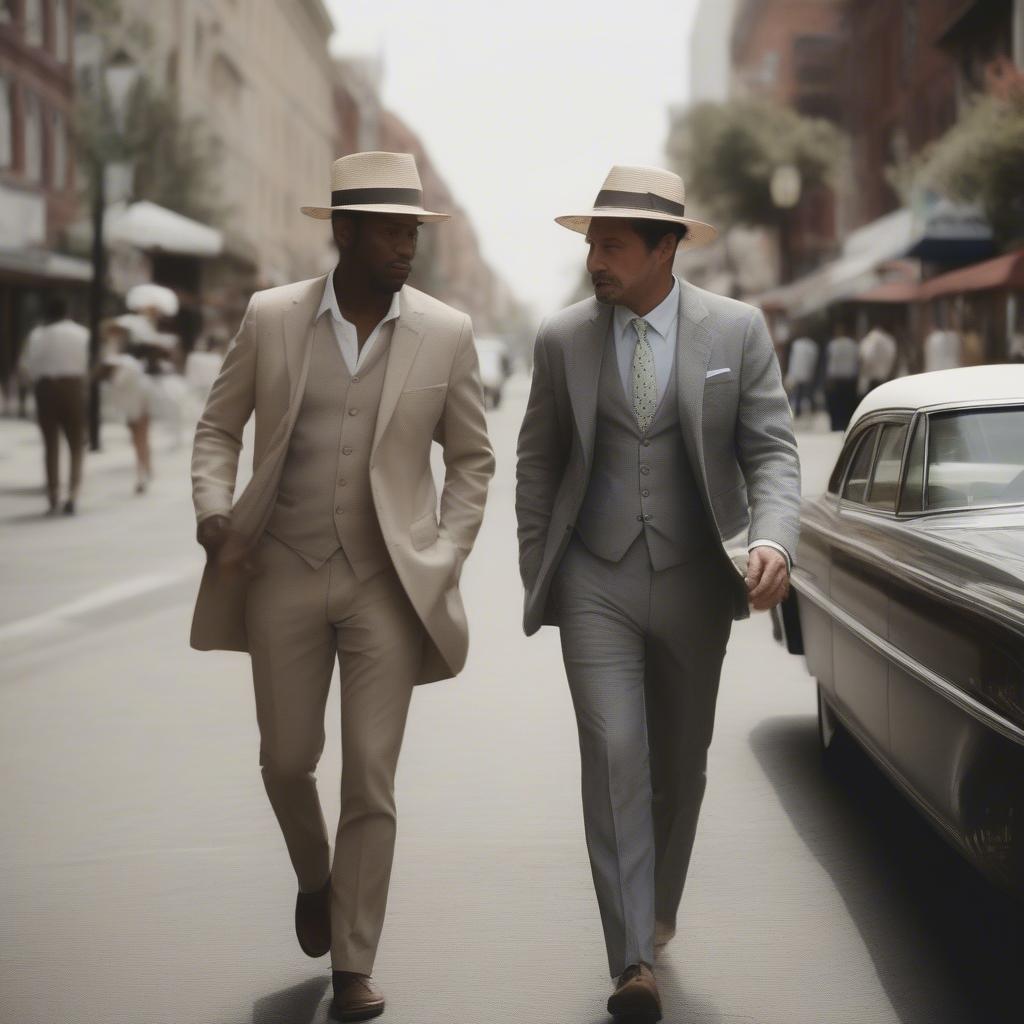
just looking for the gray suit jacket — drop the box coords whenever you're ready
[515,279,800,636]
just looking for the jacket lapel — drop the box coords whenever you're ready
[372,291,425,456]
[567,303,611,473]
[675,280,714,486]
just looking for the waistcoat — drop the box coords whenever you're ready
[575,330,716,570]
[265,315,392,580]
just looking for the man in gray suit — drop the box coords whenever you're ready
[516,165,800,1021]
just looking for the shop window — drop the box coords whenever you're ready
[25,0,43,47]
[51,108,66,189]
[23,91,43,182]
[0,75,11,170]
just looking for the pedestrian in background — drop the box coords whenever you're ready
[858,322,898,393]
[99,316,157,494]
[924,320,962,372]
[18,296,89,515]
[823,324,859,431]
[784,334,818,417]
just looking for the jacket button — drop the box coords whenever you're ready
[642,440,651,447]
[643,513,652,522]
[636,514,643,522]
[342,446,353,455]
[348,408,359,416]
[338,478,347,487]
[335,506,345,515]
[351,376,360,384]
[640,466,650,475]
[641,489,650,497]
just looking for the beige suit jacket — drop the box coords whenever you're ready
[190,274,495,684]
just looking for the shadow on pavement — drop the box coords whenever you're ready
[250,974,330,1024]
[751,714,1023,1024]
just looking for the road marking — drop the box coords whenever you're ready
[0,568,195,645]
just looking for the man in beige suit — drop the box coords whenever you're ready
[190,152,494,1022]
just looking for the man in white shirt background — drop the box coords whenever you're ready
[784,334,819,418]
[858,321,898,394]
[18,296,90,516]
[823,323,860,431]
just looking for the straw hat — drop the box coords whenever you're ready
[300,151,449,222]
[126,282,179,317]
[556,165,717,250]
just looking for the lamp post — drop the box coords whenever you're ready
[86,51,139,452]
[770,163,802,286]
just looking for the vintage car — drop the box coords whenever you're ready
[775,365,1024,894]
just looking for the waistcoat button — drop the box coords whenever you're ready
[640,465,650,475]
[641,489,650,497]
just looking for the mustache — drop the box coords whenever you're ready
[591,275,619,287]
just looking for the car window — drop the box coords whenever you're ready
[865,422,908,511]
[827,436,859,494]
[841,426,879,504]
[926,407,1024,510]
[900,416,926,513]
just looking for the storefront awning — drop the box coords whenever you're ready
[0,246,92,283]
[919,249,1024,301]
[70,201,224,258]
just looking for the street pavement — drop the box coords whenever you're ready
[1,380,1021,1024]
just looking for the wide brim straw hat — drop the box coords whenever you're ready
[556,164,717,250]
[301,151,449,222]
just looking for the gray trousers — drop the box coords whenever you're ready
[553,533,734,976]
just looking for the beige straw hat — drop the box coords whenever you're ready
[556,164,717,250]
[300,151,449,222]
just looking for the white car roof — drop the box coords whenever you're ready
[849,365,1024,429]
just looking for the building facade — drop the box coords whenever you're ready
[0,0,86,401]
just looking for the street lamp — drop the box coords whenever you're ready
[770,164,802,285]
[87,51,139,451]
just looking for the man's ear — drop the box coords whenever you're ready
[657,232,680,268]
[332,213,356,251]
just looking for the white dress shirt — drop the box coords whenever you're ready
[613,277,790,572]
[786,337,818,385]
[317,273,401,375]
[20,319,89,381]
[824,336,859,380]
[859,328,897,382]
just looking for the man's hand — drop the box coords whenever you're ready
[196,515,231,562]
[746,545,790,611]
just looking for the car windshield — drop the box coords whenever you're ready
[926,406,1024,511]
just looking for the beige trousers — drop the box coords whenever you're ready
[245,534,424,973]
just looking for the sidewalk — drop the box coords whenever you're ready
[0,414,203,633]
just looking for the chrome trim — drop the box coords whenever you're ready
[800,517,1024,635]
[793,571,1024,747]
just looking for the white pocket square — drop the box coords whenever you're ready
[705,367,731,379]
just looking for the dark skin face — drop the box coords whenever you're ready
[585,217,679,316]
[331,212,421,346]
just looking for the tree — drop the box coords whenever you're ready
[913,86,1024,248]
[667,98,844,227]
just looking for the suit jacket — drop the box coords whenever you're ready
[515,279,800,636]
[190,275,495,684]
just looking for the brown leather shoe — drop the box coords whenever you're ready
[294,875,331,957]
[329,971,385,1022]
[607,961,662,1021]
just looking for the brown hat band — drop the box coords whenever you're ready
[594,189,685,217]
[331,186,423,207]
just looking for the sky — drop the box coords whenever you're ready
[324,0,702,321]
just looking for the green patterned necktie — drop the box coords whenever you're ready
[630,317,657,434]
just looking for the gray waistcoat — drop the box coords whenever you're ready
[575,332,716,570]
[265,316,391,580]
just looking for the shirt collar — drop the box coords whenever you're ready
[614,276,680,343]
[317,272,402,327]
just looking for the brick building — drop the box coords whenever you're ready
[0,0,87,401]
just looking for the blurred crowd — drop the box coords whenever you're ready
[781,316,1024,432]
[14,283,226,515]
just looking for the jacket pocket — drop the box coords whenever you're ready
[409,511,439,551]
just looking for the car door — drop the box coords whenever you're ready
[830,417,910,759]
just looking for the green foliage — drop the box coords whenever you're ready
[667,99,845,228]
[915,87,1024,247]
[73,0,225,226]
